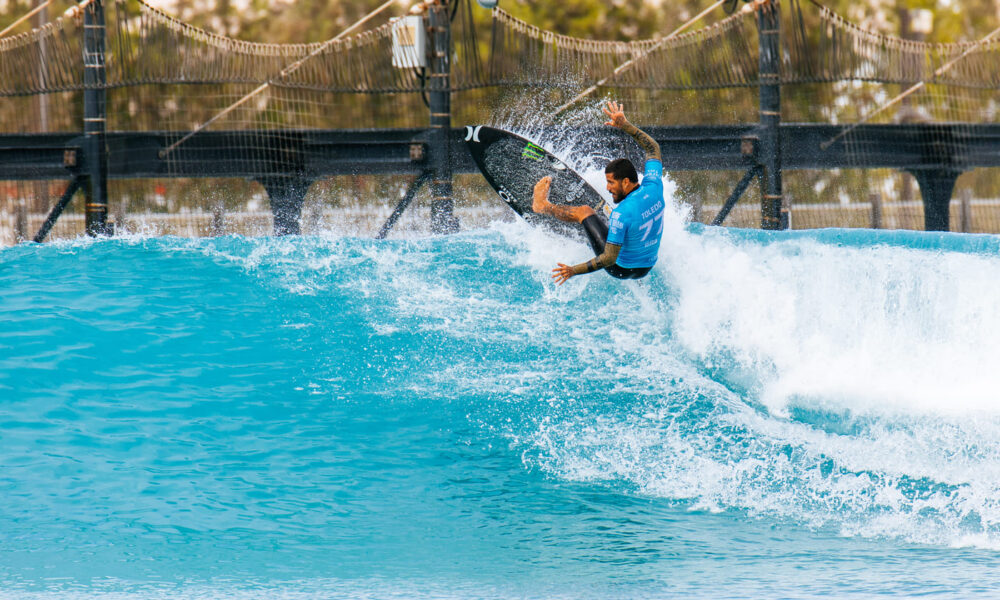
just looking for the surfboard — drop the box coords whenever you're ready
[464,125,611,237]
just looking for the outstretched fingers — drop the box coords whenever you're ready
[602,100,625,127]
[552,263,574,285]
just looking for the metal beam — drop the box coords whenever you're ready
[1,124,998,182]
[33,177,83,243]
[375,171,432,239]
[711,166,762,226]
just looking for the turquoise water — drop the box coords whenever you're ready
[5,214,1000,598]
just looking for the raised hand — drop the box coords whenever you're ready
[602,100,628,129]
[604,99,660,160]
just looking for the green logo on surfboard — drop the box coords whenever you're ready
[521,143,545,160]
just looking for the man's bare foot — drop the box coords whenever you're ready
[532,177,552,214]
[533,176,596,223]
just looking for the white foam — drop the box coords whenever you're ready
[662,227,1000,419]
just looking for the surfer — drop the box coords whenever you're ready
[532,100,665,285]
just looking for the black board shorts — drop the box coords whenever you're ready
[581,215,652,280]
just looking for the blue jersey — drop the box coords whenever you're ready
[607,159,665,268]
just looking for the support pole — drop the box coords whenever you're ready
[258,176,313,236]
[959,188,972,233]
[711,166,761,226]
[34,177,83,243]
[211,200,226,236]
[34,0,49,134]
[376,171,432,239]
[427,0,459,234]
[869,192,883,229]
[83,0,109,236]
[757,2,785,230]
[909,169,961,232]
[15,199,28,242]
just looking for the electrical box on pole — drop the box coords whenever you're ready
[391,16,426,68]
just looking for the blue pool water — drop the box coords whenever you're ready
[5,210,1000,598]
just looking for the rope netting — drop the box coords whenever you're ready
[119,1,423,92]
[0,8,82,95]
[0,0,487,97]
[783,0,1000,88]
[487,7,758,90]
[2,0,998,97]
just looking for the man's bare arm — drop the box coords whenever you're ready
[572,243,621,275]
[620,122,661,162]
[552,243,622,285]
[603,100,661,162]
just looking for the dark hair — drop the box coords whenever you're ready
[605,158,638,184]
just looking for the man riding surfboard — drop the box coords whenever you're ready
[532,100,664,285]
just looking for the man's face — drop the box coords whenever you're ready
[605,173,633,203]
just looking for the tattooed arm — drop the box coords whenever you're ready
[552,243,621,285]
[602,100,661,162]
